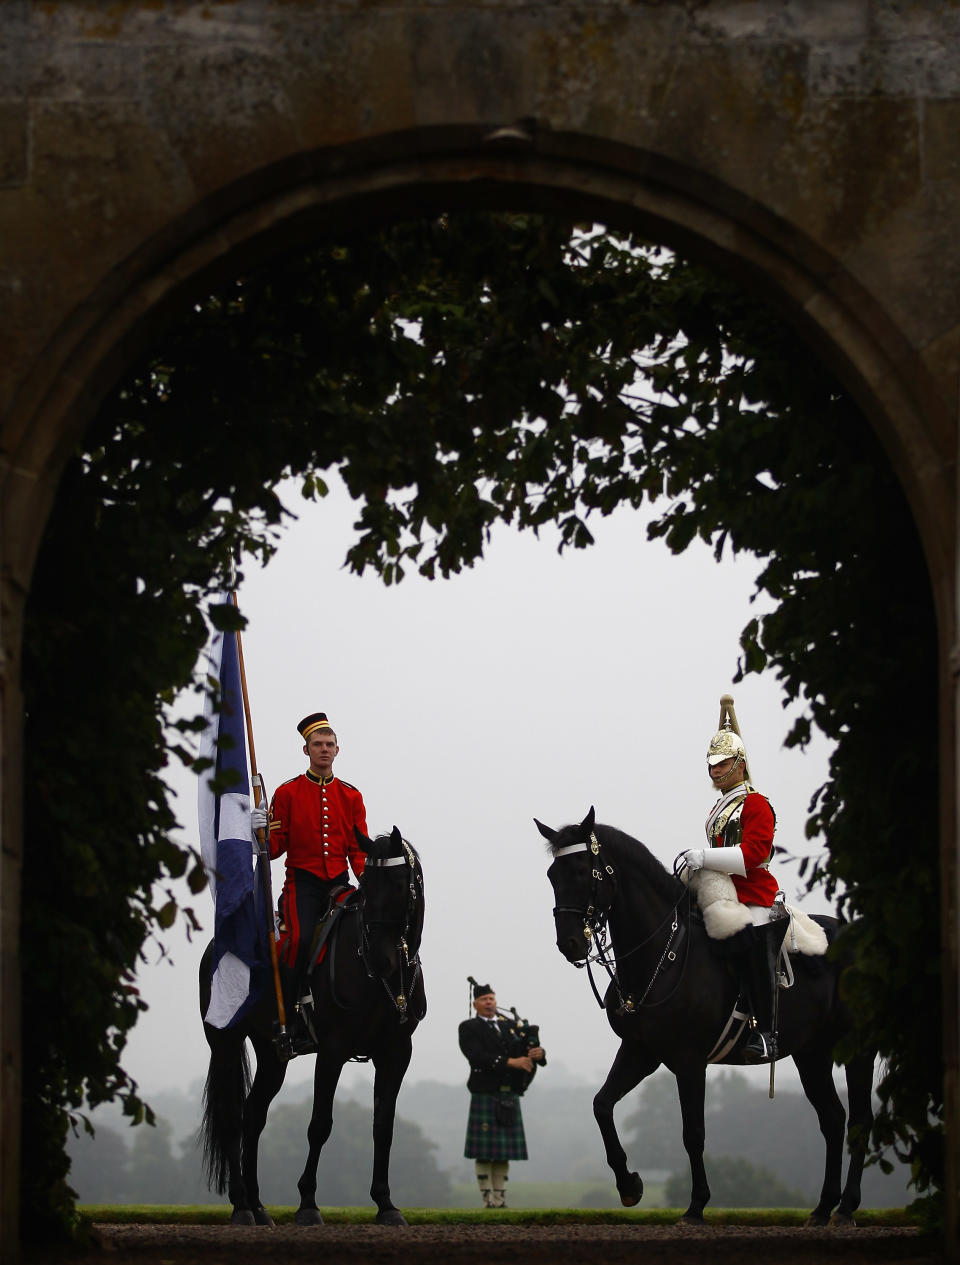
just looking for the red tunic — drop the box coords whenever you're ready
[268,771,368,881]
[713,791,779,907]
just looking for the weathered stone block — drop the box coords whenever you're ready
[0,103,28,188]
[924,99,960,182]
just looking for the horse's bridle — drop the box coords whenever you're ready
[551,831,616,941]
[361,840,423,1023]
[551,830,688,1014]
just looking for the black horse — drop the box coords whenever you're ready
[198,826,426,1226]
[535,807,874,1226]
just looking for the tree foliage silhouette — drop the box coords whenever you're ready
[22,213,940,1237]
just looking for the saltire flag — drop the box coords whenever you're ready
[198,608,270,1028]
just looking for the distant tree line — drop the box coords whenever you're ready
[622,1069,909,1208]
[68,1097,452,1208]
[663,1156,810,1210]
[400,1073,910,1208]
[67,1071,909,1211]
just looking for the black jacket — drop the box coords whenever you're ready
[458,1016,543,1094]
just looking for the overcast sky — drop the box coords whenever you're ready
[124,473,833,1103]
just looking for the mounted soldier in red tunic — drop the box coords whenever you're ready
[680,694,788,1063]
[250,710,367,1057]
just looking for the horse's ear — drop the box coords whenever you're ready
[390,825,402,846]
[534,818,557,842]
[581,806,596,833]
[354,824,373,852]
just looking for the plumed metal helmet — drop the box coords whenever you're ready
[706,693,750,779]
[706,727,746,766]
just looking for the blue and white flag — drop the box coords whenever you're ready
[198,608,269,1028]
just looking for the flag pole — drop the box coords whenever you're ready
[232,592,289,1041]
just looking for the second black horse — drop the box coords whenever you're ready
[535,807,874,1226]
[199,826,426,1225]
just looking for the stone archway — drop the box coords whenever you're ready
[2,4,959,1257]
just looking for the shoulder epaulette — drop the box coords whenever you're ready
[338,778,361,792]
[276,774,303,790]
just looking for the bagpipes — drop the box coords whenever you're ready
[467,975,544,1095]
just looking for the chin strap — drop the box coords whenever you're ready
[710,755,745,791]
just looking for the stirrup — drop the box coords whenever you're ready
[290,1006,318,1055]
[742,1029,777,1064]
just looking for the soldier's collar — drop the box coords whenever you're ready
[306,770,335,786]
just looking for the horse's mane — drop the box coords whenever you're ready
[364,833,424,944]
[547,821,683,905]
[596,824,684,903]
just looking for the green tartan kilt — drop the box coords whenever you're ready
[463,1092,528,1161]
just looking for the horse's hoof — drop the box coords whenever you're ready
[252,1205,275,1227]
[376,1209,408,1226]
[618,1172,643,1207]
[677,1212,705,1227]
[829,1211,857,1228]
[805,1211,830,1227]
[229,1209,257,1226]
[294,1208,324,1226]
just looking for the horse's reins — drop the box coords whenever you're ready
[553,831,691,1014]
[360,841,423,1023]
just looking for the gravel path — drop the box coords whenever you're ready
[23,1222,947,1265]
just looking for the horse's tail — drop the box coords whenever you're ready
[199,1025,252,1194]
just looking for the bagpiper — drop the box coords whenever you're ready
[458,981,547,1208]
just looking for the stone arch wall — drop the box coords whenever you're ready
[2,4,959,1255]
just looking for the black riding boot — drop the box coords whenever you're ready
[742,917,788,1065]
[292,980,319,1055]
[275,962,317,1060]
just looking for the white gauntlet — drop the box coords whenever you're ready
[700,845,747,877]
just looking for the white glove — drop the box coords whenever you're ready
[251,804,269,835]
[700,845,747,877]
[681,849,704,872]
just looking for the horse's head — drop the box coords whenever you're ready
[535,806,615,963]
[355,825,424,979]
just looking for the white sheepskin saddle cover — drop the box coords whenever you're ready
[685,870,828,955]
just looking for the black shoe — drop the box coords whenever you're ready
[290,1006,318,1055]
[273,1008,317,1060]
[272,1024,296,1062]
[742,1029,777,1064]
